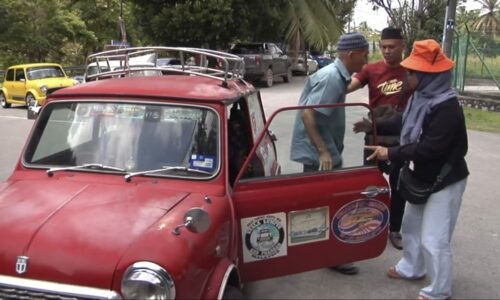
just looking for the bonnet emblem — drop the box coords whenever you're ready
[16,256,29,274]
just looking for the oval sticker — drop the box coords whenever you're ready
[332,199,389,244]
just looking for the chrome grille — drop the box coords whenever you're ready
[47,87,64,95]
[0,286,78,299]
[0,275,121,300]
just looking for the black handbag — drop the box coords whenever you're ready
[398,161,454,205]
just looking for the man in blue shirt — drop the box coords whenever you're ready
[290,32,369,275]
[291,32,369,172]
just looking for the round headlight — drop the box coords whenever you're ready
[121,262,175,300]
[40,85,48,94]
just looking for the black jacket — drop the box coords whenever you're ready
[378,97,469,190]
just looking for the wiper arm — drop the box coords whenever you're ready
[125,165,212,182]
[47,163,126,176]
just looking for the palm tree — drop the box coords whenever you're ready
[473,0,500,37]
[281,0,346,73]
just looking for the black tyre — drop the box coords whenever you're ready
[222,285,244,300]
[26,93,37,109]
[283,66,292,83]
[0,92,10,108]
[265,68,274,87]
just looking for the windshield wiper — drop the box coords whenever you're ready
[47,163,126,176]
[125,165,212,182]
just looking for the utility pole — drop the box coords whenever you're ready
[442,0,457,57]
[119,0,127,45]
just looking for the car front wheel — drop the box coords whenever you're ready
[1,92,10,108]
[26,93,37,107]
[265,68,274,87]
[283,66,292,83]
[222,285,244,300]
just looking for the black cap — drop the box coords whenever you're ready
[381,27,403,40]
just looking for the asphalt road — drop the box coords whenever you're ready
[1,76,499,299]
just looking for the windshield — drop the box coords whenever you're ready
[229,44,264,54]
[27,66,66,80]
[24,102,220,178]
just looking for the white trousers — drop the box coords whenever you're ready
[395,178,467,299]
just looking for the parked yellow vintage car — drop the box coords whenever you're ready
[0,63,76,110]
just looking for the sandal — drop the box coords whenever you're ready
[330,263,359,275]
[387,266,425,280]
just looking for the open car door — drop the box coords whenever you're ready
[232,103,390,283]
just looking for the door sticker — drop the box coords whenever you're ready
[332,199,389,244]
[241,213,287,262]
[288,206,329,246]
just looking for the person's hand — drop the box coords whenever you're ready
[318,150,333,170]
[364,145,389,161]
[353,117,372,133]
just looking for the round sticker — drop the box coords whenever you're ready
[332,199,389,244]
[244,215,285,260]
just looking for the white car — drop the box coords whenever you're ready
[292,54,318,75]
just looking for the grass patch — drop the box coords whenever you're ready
[463,107,500,133]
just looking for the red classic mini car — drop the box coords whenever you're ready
[0,47,390,299]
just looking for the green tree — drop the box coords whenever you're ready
[281,0,355,73]
[0,0,96,65]
[473,0,500,37]
[366,0,457,55]
[456,5,481,30]
[130,0,287,49]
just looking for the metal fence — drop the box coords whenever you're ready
[452,26,499,111]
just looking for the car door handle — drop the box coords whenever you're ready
[361,186,390,198]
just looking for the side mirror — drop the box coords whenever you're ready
[172,208,211,235]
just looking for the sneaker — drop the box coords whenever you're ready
[389,232,403,250]
[329,263,359,275]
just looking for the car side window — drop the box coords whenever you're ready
[6,69,14,81]
[15,69,25,81]
[227,100,252,185]
[239,104,372,180]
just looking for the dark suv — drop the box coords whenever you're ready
[229,42,292,87]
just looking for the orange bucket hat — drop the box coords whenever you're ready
[400,39,454,73]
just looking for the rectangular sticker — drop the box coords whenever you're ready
[288,206,329,246]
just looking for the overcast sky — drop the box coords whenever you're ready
[353,0,485,31]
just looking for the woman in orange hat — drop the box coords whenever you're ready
[364,39,469,300]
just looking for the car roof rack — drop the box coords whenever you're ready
[85,46,245,86]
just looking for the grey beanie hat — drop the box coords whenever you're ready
[336,32,369,51]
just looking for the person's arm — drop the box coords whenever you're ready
[389,100,461,163]
[302,108,332,170]
[353,111,403,135]
[347,77,363,93]
[367,100,461,164]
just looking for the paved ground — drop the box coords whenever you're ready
[243,76,500,299]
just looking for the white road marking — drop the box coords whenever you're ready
[0,115,28,120]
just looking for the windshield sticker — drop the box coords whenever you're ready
[116,105,146,119]
[288,206,329,246]
[332,199,389,244]
[189,154,216,172]
[241,213,287,263]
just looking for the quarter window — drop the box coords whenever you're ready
[6,69,14,81]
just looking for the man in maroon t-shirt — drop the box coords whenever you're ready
[348,27,411,250]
